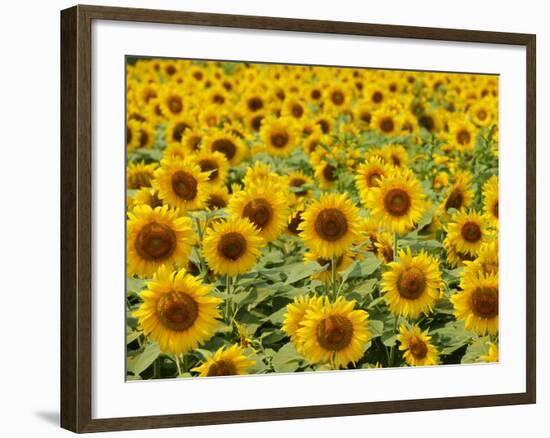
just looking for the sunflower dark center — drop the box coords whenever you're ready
[419,115,435,131]
[380,116,395,133]
[477,109,487,120]
[312,89,321,100]
[470,286,499,318]
[323,164,338,182]
[198,159,219,181]
[188,136,201,151]
[290,178,307,196]
[243,198,273,229]
[165,65,176,76]
[212,138,237,160]
[218,232,247,261]
[207,194,227,210]
[206,359,238,377]
[139,130,149,148]
[384,188,411,217]
[457,129,471,145]
[292,104,304,118]
[167,96,183,114]
[135,222,176,261]
[317,315,353,351]
[317,119,330,134]
[213,94,225,104]
[409,337,428,359]
[287,211,303,235]
[126,126,132,145]
[397,267,427,299]
[372,91,383,103]
[172,122,190,142]
[492,201,499,219]
[270,132,289,149]
[445,189,464,210]
[247,97,263,111]
[461,222,482,243]
[128,170,153,189]
[171,171,198,201]
[156,291,198,332]
[251,115,264,132]
[360,111,372,124]
[331,91,345,105]
[314,208,348,242]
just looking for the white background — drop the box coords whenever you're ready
[0,0,546,436]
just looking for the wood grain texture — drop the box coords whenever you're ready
[60,4,537,433]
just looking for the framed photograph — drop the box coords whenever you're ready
[60,4,536,433]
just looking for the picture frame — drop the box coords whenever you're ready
[60,4,536,433]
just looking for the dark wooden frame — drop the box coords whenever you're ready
[61,4,536,433]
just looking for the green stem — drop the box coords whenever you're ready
[225,274,232,323]
[389,314,400,367]
[194,216,207,275]
[393,232,398,261]
[331,254,338,301]
[174,354,182,376]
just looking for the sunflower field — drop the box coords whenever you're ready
[125,58,499,380]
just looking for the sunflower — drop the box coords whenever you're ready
[202,217,264,277]
[445,210,489,257]
[303,250,353,282]
[127,161,158,189]
[131,187,163,209]
[228,181,289,242]
[469,99,495,128]
[448,118,477,152]
[313,160,338,190]
[381,248,442,319]
[297,297,371,369]
[127,205,196,278]
[482,175,499,227]
[133,122,155,150]
[159,87,188,118]
[443,234,476,268]
[189,150,229,187]
[372,106,398,136]
[152,159,210,211]
[373,231,394,263]
[242,161,286,190]
[192,344,255,377]
[355,157,391,204]
[166,116,195,144]
[480,342,499,363]
[397,325,439,366]
[433,171,450,192]
[133,265,221,355]
[366,170,427,234]
[281,97,307,120]
[163,143,187,161]
[282,295,324,352]
[441,171,474,213]
[205,186,230,210]
[383,144,409,168]
[202,129,246,165]
[286,207,306,236]
[299,193,361,258]
[286,171,313,204]
[260,117,299,157]
[451,272,498,335]
[126,119,142,151]
[461,240,498,288]
[181,127,203,154]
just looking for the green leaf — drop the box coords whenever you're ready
[127,277,147,294]
[272,343,302,372]
[127,342,160,375]
[283,261,324,284]
[369,320,384,338]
